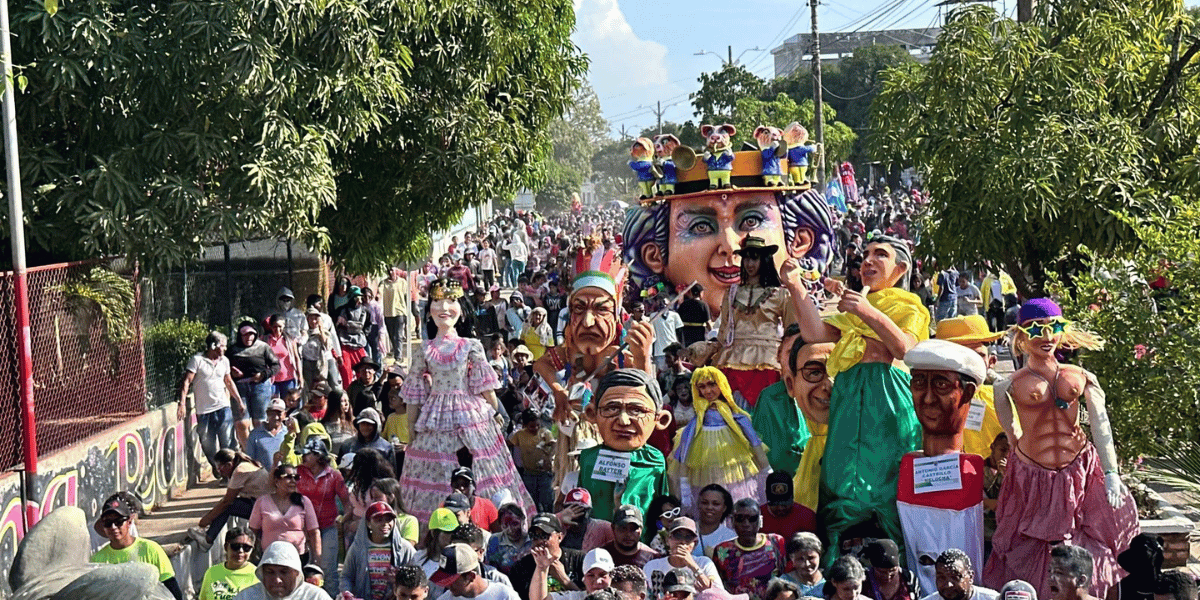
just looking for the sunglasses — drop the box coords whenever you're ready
[1019,318,1068,338]
[529,528,552,541]
[229,542,254,553]
[733,514,759,523]
[278,473,299,481]
[660,507,681,520]
[100,516,129,528]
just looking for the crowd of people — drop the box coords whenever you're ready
[79,197,1196,600]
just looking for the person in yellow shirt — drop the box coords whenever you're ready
[90,493,183,600]
[199,527,259,600]
[381,365,410,473]
[933,316,1007,459]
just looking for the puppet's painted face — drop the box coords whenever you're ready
[910,369,973,436]
[860,241,907,290]
[786,343,834,425]
[565,287,619,355]
[586,385,670,452]
[666,192,785,316]
[429,298,461,331]
[1019,318,1068,359]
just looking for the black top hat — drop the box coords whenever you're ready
[733,236,779,258]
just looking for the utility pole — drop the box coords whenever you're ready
[1017,0,1034,22]
[728,45,733,67]
[810,0,825,186]
[651,101,665,134]
[618,123,632,140]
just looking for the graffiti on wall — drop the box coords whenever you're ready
[0,414,200,596]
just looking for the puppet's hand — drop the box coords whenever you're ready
[1104,472,1128,508]
[626,320,655,369]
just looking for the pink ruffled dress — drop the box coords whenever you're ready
[399,336,535,525]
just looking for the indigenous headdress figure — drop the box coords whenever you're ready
[573,236,628,303]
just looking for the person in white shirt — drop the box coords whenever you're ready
[918,549,997,600]
[233,540,332,600]
[178,331,244,470]
[955,275,983,317]
[649,300,683,373]
[642,518,723,600]
[431,544,519,600]
[506,294,531,337]
[532,548,614,600]
[506,237,529,286]
[479,240,499,290]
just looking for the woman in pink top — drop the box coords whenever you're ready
[250,463,321,566]
[266,314,301,396]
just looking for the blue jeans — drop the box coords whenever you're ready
[205,496,254,543]
[935,299,957,322]
[507,260,526,286]
[197,407,234,468]
[236,379,275,422]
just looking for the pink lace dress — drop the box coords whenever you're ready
[399,336,534,525]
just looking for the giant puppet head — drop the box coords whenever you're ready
[622,150,836,316]
[564,237,628,356]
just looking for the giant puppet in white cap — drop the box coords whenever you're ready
[898,339,989,593]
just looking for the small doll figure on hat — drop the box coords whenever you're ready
[700,124,737,190]
[630,137,660,200]
[753,126,787,187]
[782,123,820,186]
[653,134,681,196]
[983,298,1139,600]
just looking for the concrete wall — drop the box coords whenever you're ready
[0,403,206,597]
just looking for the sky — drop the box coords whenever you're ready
[572,0,1200,138]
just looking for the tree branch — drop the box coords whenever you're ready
[1140,36,1200,131]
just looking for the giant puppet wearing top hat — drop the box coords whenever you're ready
[621,123,837,321]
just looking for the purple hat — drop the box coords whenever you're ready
[1017,298,1062,324]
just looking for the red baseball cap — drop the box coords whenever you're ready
[564,488,592,507]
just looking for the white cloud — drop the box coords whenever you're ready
[572,0,670,104]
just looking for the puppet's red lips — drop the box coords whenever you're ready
[711,267,740,283]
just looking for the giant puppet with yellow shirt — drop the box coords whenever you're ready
[782,233,929,564]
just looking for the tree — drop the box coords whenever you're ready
[690,65,765,124]
[4,0,585,274]
[872,1,1200,298]
[533,84,609,212]
[1049,201,1200,460]
[639,121,704,149]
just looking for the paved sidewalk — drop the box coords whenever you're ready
[136,476,230,599]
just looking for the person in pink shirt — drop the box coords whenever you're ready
[266,314,301,396]
[250,463,322,566]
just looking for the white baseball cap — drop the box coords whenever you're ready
[583,548,615,574]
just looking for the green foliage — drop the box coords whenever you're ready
[327,0,586,273]
[691,65,766,124]
[535,84,609,211]
[56,266,136,347]
[1047,202,1200,462]
[764,45,914,161]
[872,1,1200,297]
[5,0,585,275]
[144,317,212,407]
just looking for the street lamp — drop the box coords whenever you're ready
[695,46,764,67]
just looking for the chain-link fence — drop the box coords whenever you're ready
[0,260,146,471]
[0,240,335,472]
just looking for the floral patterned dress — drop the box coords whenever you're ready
[399,335,534,525]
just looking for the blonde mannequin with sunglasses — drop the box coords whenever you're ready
[983,299,1138,600]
